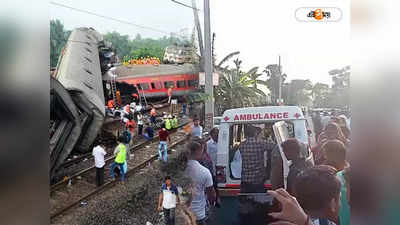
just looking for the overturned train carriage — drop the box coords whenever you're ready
[50,27,110,180]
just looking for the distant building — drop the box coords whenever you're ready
[163,45,196,64]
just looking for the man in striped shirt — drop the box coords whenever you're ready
[239,125,274,193]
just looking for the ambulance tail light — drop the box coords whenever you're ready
[216,166,226,183]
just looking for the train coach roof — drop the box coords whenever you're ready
[110,64,199,80]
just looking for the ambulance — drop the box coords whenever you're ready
[215,106,314,196]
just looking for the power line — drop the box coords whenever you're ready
[171,0,201,11]
[50,1,187,38]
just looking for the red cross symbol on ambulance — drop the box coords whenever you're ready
[294,113,301,119]
[224,116,230,121]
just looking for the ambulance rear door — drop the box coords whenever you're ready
[272,121,291,189]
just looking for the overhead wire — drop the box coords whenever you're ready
[50,1,189,39]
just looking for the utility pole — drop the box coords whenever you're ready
[192,0,204,58]
[278,55,282,105]
[204,0,214,131]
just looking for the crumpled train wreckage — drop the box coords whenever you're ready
[50,27,119,180]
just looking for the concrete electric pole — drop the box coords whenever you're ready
[192,0,204,58]
[203,0,214,131]
[278,55,282,105]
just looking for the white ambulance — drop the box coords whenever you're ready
[215,106,313,196]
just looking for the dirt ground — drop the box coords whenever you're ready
[52,142,197,225]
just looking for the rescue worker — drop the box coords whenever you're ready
[132,93,139,103]
[167,86,173,104]
[107,99,114,111]
[150,104,157,126]
[165,115,172,131]
[107,99,115,116]
[171,115,178,129]
[126,117,136,145]
[124,104,131,118]
[137,112,144,136]
[110,136,127,181]
[116,90,121,108]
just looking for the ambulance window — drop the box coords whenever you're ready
[285,122,295,138]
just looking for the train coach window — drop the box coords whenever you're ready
[151,82,158,89]
[164,81,174,89]
[188,79,198,87]
[177,80,186,88]
[138,83,149,90]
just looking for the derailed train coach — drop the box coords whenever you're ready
[50,27,117,180]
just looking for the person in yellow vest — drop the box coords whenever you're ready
[165,115,172,131]
[110,136,126,181]
[172,115,178,129]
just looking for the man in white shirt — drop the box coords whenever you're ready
[191,118,203,138]
[92,142,107,186]
[206,127,219,176]
[184,141,216,224]
[158,176,181,225]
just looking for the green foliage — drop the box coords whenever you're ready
[312,82,330,108]
[50,19,71,68]
[103,31,131,59]
[103,31,188,61]
[328,66,350,108]
[50,20,191,68]
[282,79,313,106]
[215,54,267,113]
[264,64,286,105]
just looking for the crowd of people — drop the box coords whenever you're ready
[175,109,351,225]
[93,93,189,186]
[97,93,353,225]
[268,111,351,225]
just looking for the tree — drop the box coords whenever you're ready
[287,79,313,106]
[312,82,330,108]
[50,19,71,68]
[215,55,267,111]
[103,31,132,59]
[328,66,350,109]
[264,64,286,105]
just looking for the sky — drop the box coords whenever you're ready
[50,0,350,85]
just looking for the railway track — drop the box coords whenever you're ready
[53,103,182,182]
[51,120,189,191]
[50,126,188,220]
